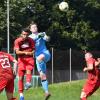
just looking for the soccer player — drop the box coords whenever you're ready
[80,52,100,100]
[29,22,51,100]
[14,28,35,100]
[0,46,17,100]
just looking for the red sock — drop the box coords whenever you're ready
[81,97,87,100]
[18,80,23,93]
[26,74,32,83]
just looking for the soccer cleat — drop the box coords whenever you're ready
[45,93,51,100]
[20,96,24,100]
[24,82,32,90]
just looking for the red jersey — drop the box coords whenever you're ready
[0,52,14,80]
[14,37,35,58]
[86,58,100,83]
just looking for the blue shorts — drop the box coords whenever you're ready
[36,50,51,73]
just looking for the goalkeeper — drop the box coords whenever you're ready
[29,22,51,100]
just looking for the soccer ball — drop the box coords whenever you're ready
[59,1,69,12]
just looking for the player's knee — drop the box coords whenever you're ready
[26,70,32,74]
[18,76,24,80]
[40,74,47,80]
[80,91,86,98]
[37,54,45,61]
[41,76,47,80]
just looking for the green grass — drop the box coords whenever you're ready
[1,80,100,100]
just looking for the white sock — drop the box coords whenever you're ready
[45,91,49,94]
[20,93,24,97]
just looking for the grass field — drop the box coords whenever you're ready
[0,80,100,100]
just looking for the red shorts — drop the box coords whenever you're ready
[18,57,34,76]
[0,77,14,93]
[18,57,34,70]
[82,79,100,97]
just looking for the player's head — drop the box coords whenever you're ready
[85,52,93,61]
[29,22,38,34]
[21,28,29,39]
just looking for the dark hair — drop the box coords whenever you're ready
[21,28,30,33]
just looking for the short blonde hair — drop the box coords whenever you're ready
[28,21,37,29]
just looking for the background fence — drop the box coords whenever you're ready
[45,48,100,84]
[11,48,100,85]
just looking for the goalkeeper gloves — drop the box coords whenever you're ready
[38,32,45,38]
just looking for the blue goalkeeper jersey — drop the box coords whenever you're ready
[29,33,48,56]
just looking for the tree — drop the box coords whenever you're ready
[0,0,100,51]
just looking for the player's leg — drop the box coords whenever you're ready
[43,50,51,63]
[25,58,34,90]
[88,80,100,96]
[18,70,25,100]
[42,51,51,100]
[5,78,17,100]
[80,91,87,100]
[6,92,16,100]
[36,52,51,100]
[80,81,97,100]
[0,78,7,93]
[36,50,51,72]
[24,70,33,90]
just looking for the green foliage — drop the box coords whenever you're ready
[0,0,100,50]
